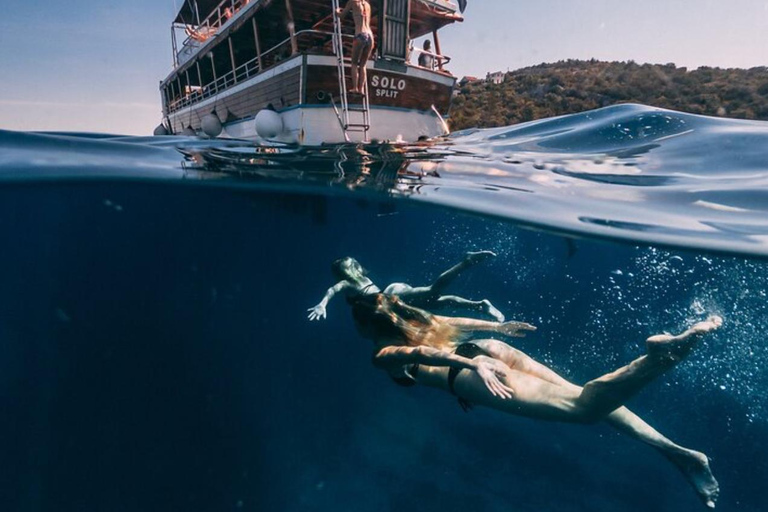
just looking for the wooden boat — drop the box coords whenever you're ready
[156,0,465,144]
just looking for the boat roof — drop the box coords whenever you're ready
[174,0,462,37]
[175,0,226,24]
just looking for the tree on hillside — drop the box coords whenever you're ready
[449,60,768,130]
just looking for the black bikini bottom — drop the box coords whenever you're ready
[448,343,489,412]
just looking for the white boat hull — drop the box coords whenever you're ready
[164,55,455,145]
[220,105,449,144]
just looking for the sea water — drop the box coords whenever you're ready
[0,104,766,511]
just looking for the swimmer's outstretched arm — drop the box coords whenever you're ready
[307,281,351,321]
[434,315,537,338]
[373,345,514,398]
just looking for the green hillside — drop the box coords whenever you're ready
[449,59,768,130]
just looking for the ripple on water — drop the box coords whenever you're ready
[2,104,768,257]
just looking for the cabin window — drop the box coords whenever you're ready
[162,86,169,111]
[178,72,189,98]
[230,24,259,78]
[184,68,203,97]
[198,57,215,90]
[211,42,233,88]
[173,78,182,104]
[256,5,292,68]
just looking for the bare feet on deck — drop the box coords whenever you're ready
[666,449,720,508]
[646,315,723,361]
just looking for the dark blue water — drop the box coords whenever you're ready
[1,105,767,511]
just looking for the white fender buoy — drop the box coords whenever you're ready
[182,126,197,137]
[255,109,283,139]
[153,123,169,136]
[201,113,223,138]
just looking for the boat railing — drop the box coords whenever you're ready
[168,29,351,114]
[167,28,456,114]
[409,47,452,70]
[178,0,253,57]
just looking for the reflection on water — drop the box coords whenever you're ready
[177,104,768,257]
[2,103,768,259]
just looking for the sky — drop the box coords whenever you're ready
[1,0,767,135]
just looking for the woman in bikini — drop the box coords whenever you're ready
[307,251,507,322]
[346,292,722,508]
[337,0,375,95]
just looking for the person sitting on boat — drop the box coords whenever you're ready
[346,291,722,508]
[418,40,435,70]
[337,0,375,95]
[185,24,215,42]
[307,251,507,322]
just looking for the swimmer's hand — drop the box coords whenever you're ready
[474,359,514,399]
[307,304,327,321]
[496,321,537,338]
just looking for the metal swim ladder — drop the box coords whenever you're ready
[330,0,370,142]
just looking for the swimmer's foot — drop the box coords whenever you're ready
[646,315,722,361]
[465,250,497,265]
[665,449,720,508]
[482,299,505,322]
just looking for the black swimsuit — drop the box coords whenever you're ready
[349,292,486,410]
[448,343,489,412]
[394,342,488,412]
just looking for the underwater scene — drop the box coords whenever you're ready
[1,105,767,512]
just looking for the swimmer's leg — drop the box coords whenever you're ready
[477,337,720,507]
[605,408,719,508]
[383,282,445,308]
[472,336,720,508]
[473,339,572,386]
[436,295,505,322]
[383,282,413,295]
[574,316,722,422]
[384,251,497,306]
[349,39,363,93]
[356,39,374,93]
[428,251,497,295]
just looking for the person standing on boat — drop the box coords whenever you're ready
[337,0,375,95]
[418,40,435,70]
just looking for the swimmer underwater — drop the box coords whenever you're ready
[308,257,722,508]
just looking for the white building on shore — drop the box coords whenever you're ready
[486,71,505,84]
